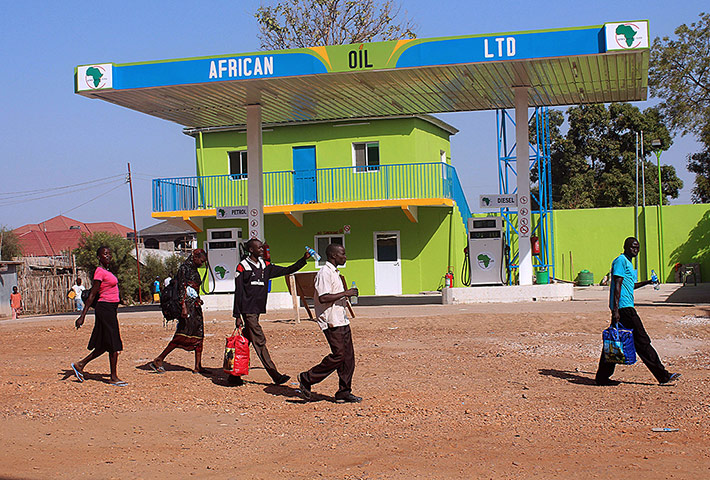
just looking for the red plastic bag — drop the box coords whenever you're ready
[223,329,249,376]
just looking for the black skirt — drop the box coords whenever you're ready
[88,302,123,353]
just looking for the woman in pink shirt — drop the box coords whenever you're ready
[70,246,126,386]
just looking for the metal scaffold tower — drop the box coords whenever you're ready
[496,107,555,284]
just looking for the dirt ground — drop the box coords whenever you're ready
[1,288,709,479]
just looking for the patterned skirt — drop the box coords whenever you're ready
[169,302,204,352]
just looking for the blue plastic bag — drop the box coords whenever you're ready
[602,323,637,365]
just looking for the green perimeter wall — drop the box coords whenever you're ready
[196,116,452,176]
[552,204,710,284]
[197,204,468,296]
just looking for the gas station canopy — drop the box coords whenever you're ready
[75,21,649,128]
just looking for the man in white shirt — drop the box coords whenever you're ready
[298,244,360,403]
[71,278,86,312]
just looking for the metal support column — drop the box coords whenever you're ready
[496,104,554,286]
[514,87,533,285]
[246,104,264,240]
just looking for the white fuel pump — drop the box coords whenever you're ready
[467,217,504,285]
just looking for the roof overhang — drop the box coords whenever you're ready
[75,21,650,128]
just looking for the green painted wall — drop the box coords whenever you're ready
[196,117,452,175]
[552,204,710,284]
[198,205,468,296]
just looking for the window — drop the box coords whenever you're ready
[353,142,379,172]
[314,235,344,268]
[228,151,247,179]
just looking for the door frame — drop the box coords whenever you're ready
[373,230,402,295]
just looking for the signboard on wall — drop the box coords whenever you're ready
[76,64,113,91]
[479,194,518,209]
[216,206,248,219]
[604,21,649,51]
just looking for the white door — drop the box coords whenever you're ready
[373,231,402,295]
[205,228,242,293]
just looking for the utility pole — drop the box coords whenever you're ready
[651,140,665,282]
[127,163,142,303]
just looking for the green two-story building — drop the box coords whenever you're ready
[152,115,471,296]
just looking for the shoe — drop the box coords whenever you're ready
[660,373,681,385]
[335,393,362,403]
[227,375,244,386]
[298,373,311,401]
[70,363,84,383]
[274,374,290,385]
[148,362,165,374]
[595,379,621,386]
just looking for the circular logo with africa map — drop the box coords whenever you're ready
[476,252,495,271]
[84,65,107,89]
[214,264,229,279]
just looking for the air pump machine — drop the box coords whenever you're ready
[467,217,504,285]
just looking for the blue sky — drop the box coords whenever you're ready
[0,0,706,231]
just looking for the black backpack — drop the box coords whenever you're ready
[160,279,181,321]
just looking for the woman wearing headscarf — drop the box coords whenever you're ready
[70,246,126,386]
[150,249,208,374]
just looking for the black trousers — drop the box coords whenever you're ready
[302,325,355,397]
[596,307,670,383]
[239,313,280,381]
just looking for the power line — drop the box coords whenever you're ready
[0,174,125,197]
[60,183,126,216]
[0,178,125,207]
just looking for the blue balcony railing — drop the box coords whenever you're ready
[152,162,470,222]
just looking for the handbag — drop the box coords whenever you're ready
[223,329,250,376]
[602,322,637,365]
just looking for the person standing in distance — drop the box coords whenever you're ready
[298,244,361,403]
[595,237,681,386]
[10,286,22,319]
[230,238,310,386]
[71,278,86,312]
[152,277,161,303]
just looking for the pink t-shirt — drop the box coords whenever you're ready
[94,266,120,303]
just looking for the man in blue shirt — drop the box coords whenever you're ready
[595,237,680,386]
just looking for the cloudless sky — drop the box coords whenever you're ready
[0,0,706,231]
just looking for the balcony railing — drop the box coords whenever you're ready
[152,162,471,221]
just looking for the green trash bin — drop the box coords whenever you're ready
[535,269,549,284]
[577,270,594,286]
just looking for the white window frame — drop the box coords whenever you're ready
[314,234,345,268]
[352,141,380,172]
[228,150,248,179]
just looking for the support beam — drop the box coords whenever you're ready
[284,211,303,227]
[246,104,264,241]
[514,86,533,285]
[401,205,418,223]
[183,217,203,233]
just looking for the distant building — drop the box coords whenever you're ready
[13,215,132,257]
[127,220,197,252]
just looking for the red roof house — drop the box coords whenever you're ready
[14,215,132,257]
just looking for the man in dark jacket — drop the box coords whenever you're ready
[230,238,310,385]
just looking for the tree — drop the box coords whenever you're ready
[650,12,710,203]
[688,147,710,203]
[254,0,417,50]
[0,227,23,260]
[531,103,683,209]
[74,232,139,303]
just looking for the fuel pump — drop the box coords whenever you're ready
[467,217,505,285]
